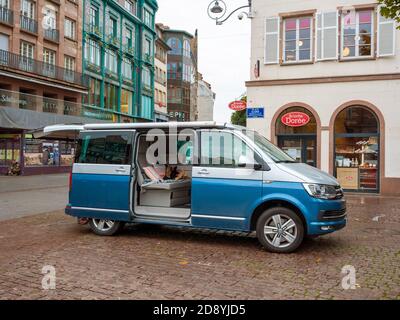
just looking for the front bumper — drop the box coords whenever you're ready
[307,198,347,235]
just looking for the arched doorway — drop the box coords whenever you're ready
[275,106,318,167]
[334,106,380,192]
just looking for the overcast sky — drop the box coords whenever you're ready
[157,0,251,123]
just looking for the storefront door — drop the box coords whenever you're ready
[334,106,380,193]
[278,135,317,167]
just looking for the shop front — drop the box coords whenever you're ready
[0,131,76,176]
[269,103,381,193]
[333,106,380,193]
[274,106,318,168]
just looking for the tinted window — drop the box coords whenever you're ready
[200,131,257,167]
[75,132,131,165]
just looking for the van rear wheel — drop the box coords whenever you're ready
[89,219,125,236]
[256,207,304,253]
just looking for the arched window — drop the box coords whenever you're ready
[334,106,380,192]
[334,106,378,134]
[275,106,317,167]
[167,37,181,55]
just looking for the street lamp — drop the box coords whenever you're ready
[210,1,224,14]
[207,0,253,25]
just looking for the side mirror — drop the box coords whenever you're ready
[238,155,263,170]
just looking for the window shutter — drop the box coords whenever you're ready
[316,11,338,61]
[265,17,280,64]
[378,7,396,57]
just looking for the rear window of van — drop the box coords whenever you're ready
[75,132,132,165]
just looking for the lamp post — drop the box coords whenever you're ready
[207,0,253,25]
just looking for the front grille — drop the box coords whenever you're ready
[319,208,347,221]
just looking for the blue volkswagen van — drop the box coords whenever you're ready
[42,122,346,253]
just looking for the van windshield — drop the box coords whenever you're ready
[243,130,296,163]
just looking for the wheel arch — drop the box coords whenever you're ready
[249,199,308,233]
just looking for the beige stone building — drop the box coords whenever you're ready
[246,0,400,195]
[197,72,215,121]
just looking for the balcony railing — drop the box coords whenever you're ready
[0,88,114,121]
[44,28,60,43]
[20,14,38,34]
[0,6,13,25]
[0,49,88,87]
[86,23,102,37]
[123,44,135,56]
[143,53,153,65]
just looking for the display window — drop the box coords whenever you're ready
[334,106,379,192]
[24,139,75,167]
[276,107,317,167]
[0,134,21,166]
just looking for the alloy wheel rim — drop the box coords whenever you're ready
[93,219,115,232]
[264,214,298,248]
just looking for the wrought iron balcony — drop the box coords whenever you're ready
[20,14,38,34]
[44,28,60,43]
[0,6,13,25]
[86,23,102,37]
[0,49,88,87]
[143,53,153,65]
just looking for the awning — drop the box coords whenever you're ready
[0,106,107,131]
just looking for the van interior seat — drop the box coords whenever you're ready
[135,138,192,209]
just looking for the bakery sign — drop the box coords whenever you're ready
[281,112,310,127]
[228,100,247,111]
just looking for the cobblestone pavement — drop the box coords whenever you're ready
[0,174,68,221]
[0,195,399,300]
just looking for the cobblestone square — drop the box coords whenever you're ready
[0,186,399,299]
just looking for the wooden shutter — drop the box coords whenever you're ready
[265,17,280,64]
[316,11,338,61]
[378,7,396,57]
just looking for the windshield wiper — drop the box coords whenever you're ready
[275,160,296,163]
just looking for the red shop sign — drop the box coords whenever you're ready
[281,112,310,127]
[229,100,247,111]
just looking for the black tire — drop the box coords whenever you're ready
[88,219,125,236]
[256,207,304,253]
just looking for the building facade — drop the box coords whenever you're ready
[246,0,400,195]
[161,25,198,122]
[82,0,158,123]
[0,0,93,175]
[154,23,169,122]
[0,0,158,175]
[197,72,215,121]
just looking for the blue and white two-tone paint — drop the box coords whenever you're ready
[39,122,347,253]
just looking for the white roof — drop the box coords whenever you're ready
[83,121,225,130]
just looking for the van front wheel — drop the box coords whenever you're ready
[89,219,125,236]
[256,207,304,253]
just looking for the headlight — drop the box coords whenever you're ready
[303,183,338,200]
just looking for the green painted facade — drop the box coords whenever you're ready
[82,0,158,122]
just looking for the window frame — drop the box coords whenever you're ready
[282,14,315,64]
[340,8,376,61]
[75,131,133,165]
[20,41,34,58]
[64,18,76,40]
[198,129,263,169]
[85,38,101,66]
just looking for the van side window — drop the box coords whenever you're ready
[76,132,131,165]
[200,131,256,167]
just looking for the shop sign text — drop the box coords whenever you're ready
[281,112,310,127]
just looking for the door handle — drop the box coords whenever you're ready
[197,169,210,175]
[115,167,127,173]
